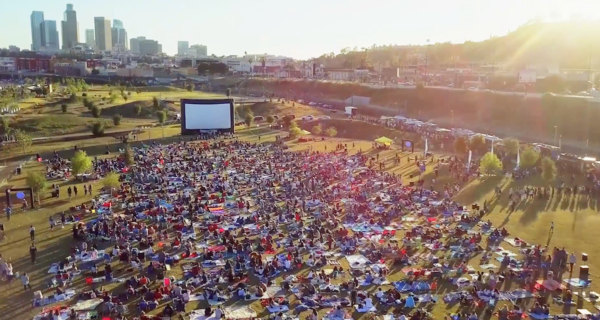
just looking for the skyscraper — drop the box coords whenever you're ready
[178,41,189,55]
[94,17,112,52]
[30,11,45,51]
[111,19,128,50]
[189,44,208,57]
[61,4,78,49]
[40,20,59,50]
[113,19,123,29]
[85,29,95,48]
[129,36,145,54]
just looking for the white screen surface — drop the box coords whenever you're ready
[184,103,231,130]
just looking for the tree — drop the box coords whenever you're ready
[102,172,121,190]
[92,122,105,136]
[156,111,167,125]
[480,152,503,174]
[325,126,338,137]
[266,115,275,124]
[134,104,142,115]
[520,147,540,168]
[109,93,118,103]
[244,113,254,127]
[91,105,101,118]
[13,129,32,153]
[289,126,302,138]
[0,116,10,135]
[469,134,487,154]
[71,150,92,178]
[26,171,47,204]
[68,93,77,103]
[503,138,520,155]
[152,97,160,110]
[123,147,135,166]
[454,136,468,155]
[113,114,122,126]
[187,84,195,92]
[61,104,68,113]
[312,123,323,135]
[226,88,231,98]
[122,94,128,102]
[541,157,557,181]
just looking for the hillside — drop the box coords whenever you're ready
[315,21,600,70]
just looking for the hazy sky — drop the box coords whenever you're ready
[1,0,598,59]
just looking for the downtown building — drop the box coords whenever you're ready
[30,11,45,51]
[61,4,79,50]
[94,17,112,52]
[111,19,128,50]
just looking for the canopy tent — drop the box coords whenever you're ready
[375,136,393,146]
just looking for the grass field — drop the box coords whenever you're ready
[2,97,600,320]
[8,86,221,139]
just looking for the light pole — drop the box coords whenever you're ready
[553,126,558,146]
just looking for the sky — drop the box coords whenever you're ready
[1,0,599,59]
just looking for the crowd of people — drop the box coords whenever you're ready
[1,124,597,320]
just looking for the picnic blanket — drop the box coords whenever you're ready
[346,255,370,269]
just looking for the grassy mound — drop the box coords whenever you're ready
[11,115,94,137]
[99,101,156,118]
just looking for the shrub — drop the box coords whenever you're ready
[91,105,101,118]
[325,126,337,137]
[91,122,105,136]
[61,104,68,113]
[113,114,122,126]
[312,124,323,135]
[82,93,87,97]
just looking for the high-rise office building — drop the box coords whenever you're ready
[40,20,59,50]
[138,38,162,55]
[189,44,208,57]
[178,41,189,55]
[85,29,95,48]
[30,11,45,51]
[94,17,112,52]
[61,4,78,49]
[113,19,123,29]
[129,37,144,54]
[111,19,128,50]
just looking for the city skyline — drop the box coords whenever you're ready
[3,0,600,59]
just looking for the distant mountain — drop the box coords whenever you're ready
[313,21,600,70]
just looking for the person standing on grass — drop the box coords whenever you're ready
[84,185,88,196]
[550,222,554,233]
[30,242,37,264]
[569,252,576,273]
[49,216,55,231]
[88,184,93,195]
[21,272,31,291]
[29,225,35,241]
[67,187,72,199]
[73,186,78,196]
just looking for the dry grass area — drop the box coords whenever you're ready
[8,87,221,139]
[0,120,599,320]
